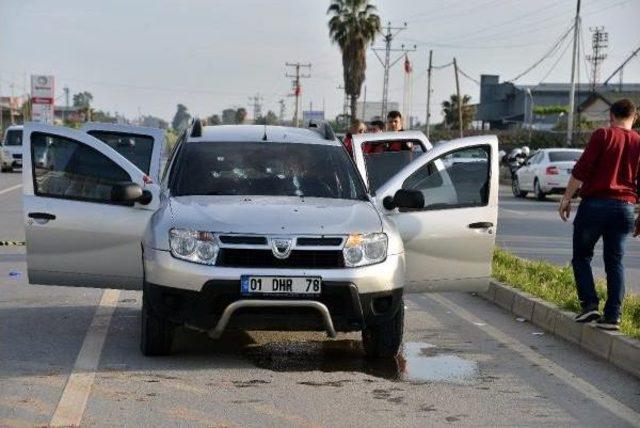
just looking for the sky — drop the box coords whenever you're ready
[1,0,639,124]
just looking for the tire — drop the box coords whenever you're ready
[362,300,404,358]
[534,179,546,201]
[140,290,174,356]
[511,176,527,198]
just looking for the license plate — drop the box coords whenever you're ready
[241,276,322,296]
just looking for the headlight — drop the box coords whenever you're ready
[343,233,388,267]
[169,228,219,265]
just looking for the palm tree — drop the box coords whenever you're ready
[328,0,381,124]
[441,94,475,130]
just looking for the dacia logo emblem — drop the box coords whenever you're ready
[271,238,293,259]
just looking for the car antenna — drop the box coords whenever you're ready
[262,124,268,141]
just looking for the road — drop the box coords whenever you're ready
[497,185,640,295]
[1,172,640,427]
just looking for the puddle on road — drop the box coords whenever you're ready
[245,340,479,384]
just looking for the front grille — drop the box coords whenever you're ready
[219,235,267,245]
[296,237,343,246]
[217,249,344,269]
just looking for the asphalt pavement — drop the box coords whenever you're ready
[1,172,640,427]
[497,185,640,295]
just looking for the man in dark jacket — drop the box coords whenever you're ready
[559,99,640,330]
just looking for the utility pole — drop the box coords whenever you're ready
[453,58,463,138]
[248,93,264,123]
[603,46,639,86]
[285,62,311,127]
[587,26,608,91]
[425,49,433,139]
[361,85,367,121]
[63,86,70,124]
[278,98,286,124]
[336,84,348,118]
[566,0,581,147]
[372,22,415,119]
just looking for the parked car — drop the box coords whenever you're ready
[1,125,23,172]
[22,122,498,358]
[512,148,584,200]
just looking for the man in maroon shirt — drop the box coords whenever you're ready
[559,99,640,330]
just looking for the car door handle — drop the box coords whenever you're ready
[468,222,493,229]
[28,212,56,221]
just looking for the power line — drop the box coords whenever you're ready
[457,67,480,86]
[539,32,573,83]
[507,24,575,82]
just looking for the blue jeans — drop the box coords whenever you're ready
[572,198,635,320]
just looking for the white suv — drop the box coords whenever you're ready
[22,121,498,357]
[1,125,23,172]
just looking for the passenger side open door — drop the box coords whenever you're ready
[354,133,499,293]
[22,123,160,289]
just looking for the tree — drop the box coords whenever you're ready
[441,94,475,130]
[206,114,221,125]
[222,109,236,124]
[171,104,191,131]
[255,110,279,125]
[72,91,93,108]
[234,108,247,124]
[327,0,380,124]
[141,115,168,129]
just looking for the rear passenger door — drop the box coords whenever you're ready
[81,123,165,183]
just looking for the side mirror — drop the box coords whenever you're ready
[111,182,152,205]
[383,189,425,210]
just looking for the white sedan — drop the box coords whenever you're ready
[512,148,583,200]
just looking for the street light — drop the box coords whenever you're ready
[525,88,534,142]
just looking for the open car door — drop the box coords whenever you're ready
[22,123,161,289]
[353,133,499,293]
[80,123,165,183]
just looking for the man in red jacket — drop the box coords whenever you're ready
[559,99,640,330]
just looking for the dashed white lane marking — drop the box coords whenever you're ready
[423,293,640,428]
[0,184,21,196]
[50,289,120,427]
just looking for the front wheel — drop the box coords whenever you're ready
[140,291,175,356]
[511,176,527,198]
[534,179,546,201]
[362,300,404,358]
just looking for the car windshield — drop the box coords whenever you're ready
[548,151,582,162]
[171,141,368,200]
[4,130,22,146]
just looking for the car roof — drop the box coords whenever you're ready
[187,125,340,146]
[539,148,583,152]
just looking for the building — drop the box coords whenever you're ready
[578,90,640,127]
[355,101,400,122]
[476,74,640,130]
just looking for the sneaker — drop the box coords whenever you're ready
[574,309,600,323]
[595,317,620,331]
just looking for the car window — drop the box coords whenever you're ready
[402,145,490,210]
[548,151,582,162]
[4,129,22,146]
[31,132,132,204]
[172,141,368,200]
[363,140,425,191]
[87,131,154,174]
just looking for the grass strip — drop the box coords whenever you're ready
[492,247,640,339]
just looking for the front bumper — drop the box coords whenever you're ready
[144,280,403,333]
[143,248,405,294]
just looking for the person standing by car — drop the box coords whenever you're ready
[342,119,366,157]
[559,99,640,330]
[385,111,412,152]
[369,119,385,133]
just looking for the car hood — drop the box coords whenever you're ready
[168,195,382,236]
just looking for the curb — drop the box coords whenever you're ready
[480,281,640,378]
